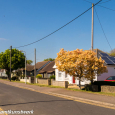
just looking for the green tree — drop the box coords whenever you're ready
[27,60,33,65]
[108,48,115,56]
[0,49,25,80]
[44,58,55,61]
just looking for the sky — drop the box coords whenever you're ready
[0,0,115,64]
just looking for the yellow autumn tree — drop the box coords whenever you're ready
[55,48,108,89]
[82,50,108,84]
[55,48,86,89]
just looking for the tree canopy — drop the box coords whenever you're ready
[27,60,33,65]
[108,48,115,56]
[44,58,55,61]
[55,48,108,89]
[0,49,25,80]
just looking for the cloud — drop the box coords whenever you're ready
[0,38,7,40]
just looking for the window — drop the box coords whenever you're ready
[65,73,67,78]
[58,71,61,77]
[107,76,115,80]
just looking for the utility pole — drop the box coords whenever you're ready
[34,48,36,83]
[10,46,12,81]
[91,3,94,51]
[25,52,27,84]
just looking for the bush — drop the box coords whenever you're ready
[50,75,55,80]
[21,75,25,77]
[11,76,19,81]
[36,74,42,79]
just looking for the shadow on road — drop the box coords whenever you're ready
[0,99,73,106]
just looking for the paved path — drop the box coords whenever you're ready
[0,79,115,110]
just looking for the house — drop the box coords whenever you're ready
[39,61,55,78]
[21,61,51,77]
[54,49,115,85]
[0,69,7,77]
[94,49,115,81]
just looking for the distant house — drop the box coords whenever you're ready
[54,49,115,85]
[39,61,55,78]
[21,61,51,77]
[0,69,7,77]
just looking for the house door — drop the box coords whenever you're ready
[73,76,75,83]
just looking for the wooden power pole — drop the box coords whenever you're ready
[91,3,94,51]
[34,48,36,83]
[10,46,12,81]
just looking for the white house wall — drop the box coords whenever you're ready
[55,68,90,85]
[97,65,115,81]
[55,69,72,83]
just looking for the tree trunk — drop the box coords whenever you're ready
[91,75,93,85]
[6,70,11,81]
[8,74,10,80]
[79,77,81,90]
[91,80,93,85]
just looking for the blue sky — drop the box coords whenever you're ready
[0,0,115,64]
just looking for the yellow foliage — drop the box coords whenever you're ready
[55,48,108,81]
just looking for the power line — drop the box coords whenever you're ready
[83,0,115,11]
[13,0,102,49]
[83,0,111,4]
[98,5,115,11]
[94,7,112,50]
[99,0,111,4]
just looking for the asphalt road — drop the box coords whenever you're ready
[0,82,115,115]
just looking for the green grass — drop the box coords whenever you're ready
[0,78,115,97]
[67,88,115,97]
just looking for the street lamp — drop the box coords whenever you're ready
[19,50,27,84]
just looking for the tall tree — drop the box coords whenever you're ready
[55,48,108,89]
[108,48,115,56]
[44,58,55,61]
[0,49,25,80]
[27,60,33,65]
[80,50,108,84]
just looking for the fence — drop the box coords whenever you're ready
[19,77,30,83]
[101,86,115,93]
[19,77,68,88]
[37,78,51,85]
[51,79,68,88]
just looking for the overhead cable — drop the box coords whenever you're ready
[98,5,115,11]
[99,0,111,4]
[94,8,112,50]
[13,0,102,48]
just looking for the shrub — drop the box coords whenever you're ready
[21,75,25,77]
[50,75,55,80]
[11,76,19,81]
[36,74,42,79]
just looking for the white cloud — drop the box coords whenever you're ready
[0,38,7,40]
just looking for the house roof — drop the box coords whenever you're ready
[0,69,7,73]
[21,64,34,71]
[35,61,50,70]
[26,64,34,71]
[39,61,55,74]
[94,49,115,65]
[0,69,4,72]
[21,61,51,71]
